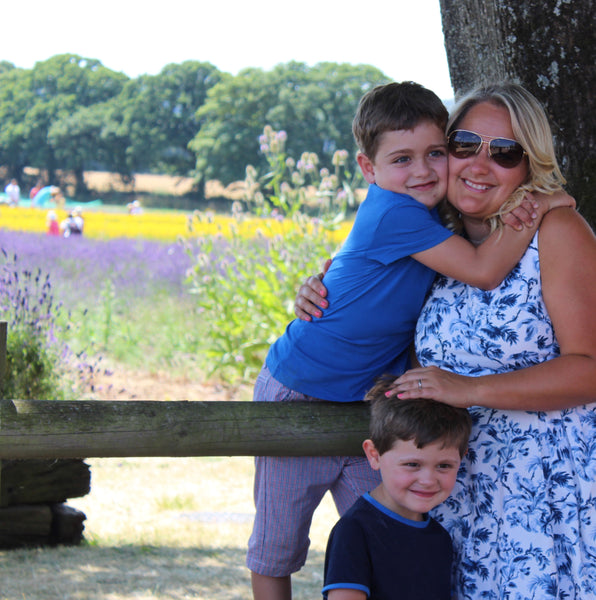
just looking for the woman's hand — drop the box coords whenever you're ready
[294,259,332,321]
[391,366,477,408]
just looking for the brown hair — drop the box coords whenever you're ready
[364,375,472,457]
[352,81,448,161]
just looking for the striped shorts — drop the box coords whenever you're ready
[246,363,381,577]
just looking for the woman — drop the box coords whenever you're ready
[295,82,596,598]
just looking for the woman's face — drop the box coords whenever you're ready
[447,102,529,226]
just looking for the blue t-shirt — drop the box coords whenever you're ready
[266,184,452,402]
[323,494,452,600]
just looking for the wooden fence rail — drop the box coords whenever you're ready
[0,399,370,459]
[0,320,370,459]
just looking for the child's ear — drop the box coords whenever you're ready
[363,439,381,470]
[357,152,376,184]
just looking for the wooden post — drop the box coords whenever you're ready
[0,321,6,499]
[0,321,6,389]
[0,399,371,459]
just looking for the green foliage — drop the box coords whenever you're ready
[190,61,389,185]
[3,325,67,400]
[117,61,224,175]
[184,212,337,383]
[0,54,128,180]
[0,57,388,194]
[184,127,358,383]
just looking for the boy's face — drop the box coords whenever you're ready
[363,437,461,522]
[357,121,448,209]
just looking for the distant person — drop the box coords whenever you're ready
[322,376,471,600]
[60,207,84,237]
[46,210,60,236]
[33,185,63,207]
[4,179,20,206]
[127,200,143,215]
[29,179,43,200]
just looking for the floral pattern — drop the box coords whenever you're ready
[416,233,596,599]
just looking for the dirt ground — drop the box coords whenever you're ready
[90,367,252,402]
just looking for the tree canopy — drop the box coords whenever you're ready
[0,56,390,199]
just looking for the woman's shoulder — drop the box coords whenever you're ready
[539,207,595,251]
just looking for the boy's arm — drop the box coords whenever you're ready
[412,192,574,290]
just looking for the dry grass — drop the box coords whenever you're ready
[83,171,245,200]
[0,457,338,600]
[23,166,247,201]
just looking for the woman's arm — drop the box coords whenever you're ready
[393,208,596,410]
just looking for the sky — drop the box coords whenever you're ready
[1,0,454,100]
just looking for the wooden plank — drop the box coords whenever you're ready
[0,399,370,459]
[0,321,6,385]
[0,321,6,498]
[0,459,90,506]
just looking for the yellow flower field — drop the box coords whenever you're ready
[0,205,353,243]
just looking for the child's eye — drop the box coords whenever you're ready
[437,463,455,470]
[429,149,446,158]
[393,155,410,164]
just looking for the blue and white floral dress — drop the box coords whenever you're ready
[415,231,596,600]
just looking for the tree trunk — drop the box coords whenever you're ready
[439,0,596,226]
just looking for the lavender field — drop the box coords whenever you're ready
[0,229,209,380]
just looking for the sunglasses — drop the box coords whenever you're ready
[448,129,527,169]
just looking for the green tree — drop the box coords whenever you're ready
[15,54,126,184]
[190,62,389,186]
[0,67,36,178]
[48,102,117,192]
[118,61,223,176]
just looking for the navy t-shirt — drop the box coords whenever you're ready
[323,493,452,599]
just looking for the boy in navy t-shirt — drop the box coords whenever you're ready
[322,376,472,600]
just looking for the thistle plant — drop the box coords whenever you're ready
[246,125,360,224]
[184,126,360,383]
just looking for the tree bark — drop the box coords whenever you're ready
[439,0,596,226]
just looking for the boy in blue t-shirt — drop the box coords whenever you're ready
[248,81,556,600]
[322,376,472,600]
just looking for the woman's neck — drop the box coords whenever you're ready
[462,217,491,246]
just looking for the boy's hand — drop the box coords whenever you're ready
[503,190,576,231]
[502,196,538,230]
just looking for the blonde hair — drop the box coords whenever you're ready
[446,82,566,233]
